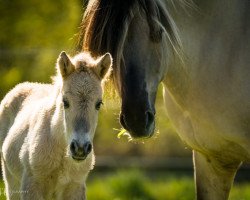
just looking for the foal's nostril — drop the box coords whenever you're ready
[70,140,92,158]
[145,110,155,131]
[70,140,77,154]
[84,142,92,155]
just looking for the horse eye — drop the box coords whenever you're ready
[95,100,103,110]
[63,98,70,109]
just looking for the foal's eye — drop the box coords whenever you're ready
[95,100,103,110]
[63,98,70,109]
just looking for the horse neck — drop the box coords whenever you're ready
[49,85,66,143]
[163,57,190,108]
[163,0,250,107]
[162,0,221,104]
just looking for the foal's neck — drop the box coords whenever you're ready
[49,85,66,144]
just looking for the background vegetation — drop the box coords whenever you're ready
[0,0,249,199]
[0,0,191,162]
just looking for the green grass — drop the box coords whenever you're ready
[87,170,195,200]
[87,170,250,200]
[0,181,5,200]
[0,170,249,200]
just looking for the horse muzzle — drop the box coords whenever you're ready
[70,139,92,161]
[120,109,155,138]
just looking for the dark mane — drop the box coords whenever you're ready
[78,0,137,57]
[77,0,190,63]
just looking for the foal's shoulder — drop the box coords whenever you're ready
[1,82,53,111]
[4,82,52,98]
[21,82,54,99]
[1,82,35,108]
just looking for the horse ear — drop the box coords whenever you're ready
[57,51,74,78]
[95,53,112,80]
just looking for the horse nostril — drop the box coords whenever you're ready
[145,110,155,131]
[70,140,78,154]
[84,142,92,155]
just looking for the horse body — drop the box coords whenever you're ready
[0,52,112,200]
[164,0,250,158]
[163,2,250,198]
[80,0,250,199]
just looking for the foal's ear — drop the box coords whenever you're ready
[95,53,112,80]
[57,51,74,78]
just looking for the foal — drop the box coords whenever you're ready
[0,51,112,200]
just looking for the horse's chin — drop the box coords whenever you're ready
[128,121,155,139]
[71,155,87,162]
[130,132,154,140]
[120,107,156,139]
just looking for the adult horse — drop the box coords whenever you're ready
[78,0,250,199]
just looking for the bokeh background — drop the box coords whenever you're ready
[0,0,249,199]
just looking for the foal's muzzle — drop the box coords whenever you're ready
[70,139,92,161]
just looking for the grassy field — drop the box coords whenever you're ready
[87,170,250,200]
[0,170,249,200]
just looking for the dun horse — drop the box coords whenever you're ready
[79,0,250,199]
[0,51,112,199]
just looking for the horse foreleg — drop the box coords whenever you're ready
[20,171,45,200]
[1,159,20,200]
[193,150,241,200]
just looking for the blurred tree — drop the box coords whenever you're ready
[0,0,192,164]
[0,0,82,97]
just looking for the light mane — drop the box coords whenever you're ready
[72,52,98,71]
[52,52,100,88]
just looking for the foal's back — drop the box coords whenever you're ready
[0,82,53,149]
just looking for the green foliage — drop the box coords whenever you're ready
[87,170,171,200]
[147,178,195,200]
[0,181,5,200]
[86,170,250,200]
[229,183,250,200]
[108,170,153,200]
[116,128,128,139]
[0,171,249,199]
[0,0,82,97]
[0,0,192,159]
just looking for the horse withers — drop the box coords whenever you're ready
[0,51,112,199]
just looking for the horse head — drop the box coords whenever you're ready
[57,51,112,160]
[80,0,179,138]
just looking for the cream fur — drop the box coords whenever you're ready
[0,51,112,200]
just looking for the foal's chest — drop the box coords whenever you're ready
[54,155,93,188]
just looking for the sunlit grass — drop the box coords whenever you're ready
[0,170,249,200]
[230,183,250,200]
[87,170,195,200]
[87,170,250,200]
[114,128,128,139]
[0,181,6,200]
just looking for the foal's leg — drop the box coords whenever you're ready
[61,182,86,200]
[1,159,20,200]
[20,170,45,200]
[193,150,241,200]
